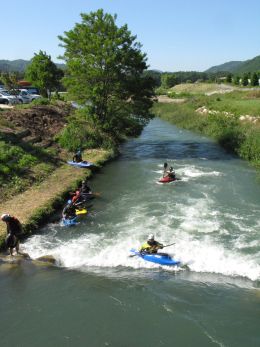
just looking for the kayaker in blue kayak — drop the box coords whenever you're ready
[139,234,164,254]
[73,149,82,163]
[62,200,77,220]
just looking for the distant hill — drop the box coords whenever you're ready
[205,55,260,74]
[234,55,260,74]
[0,59,30,73]
[0,59,65,73]
[205,61,243,73]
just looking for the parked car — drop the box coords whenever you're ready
[20,89,42,102]
[26,86,40,95]
[0,91,20,105]
[9,89,42,104]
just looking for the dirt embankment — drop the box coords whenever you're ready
[0,102,72,147]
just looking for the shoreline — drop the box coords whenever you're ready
[0,148,116,250]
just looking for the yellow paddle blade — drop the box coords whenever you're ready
[76,209,88,215]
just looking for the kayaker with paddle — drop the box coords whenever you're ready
[62,200,77,220]
[1,213,23,256]
[166,166,176,179]
[163,162,168,177]
[73,149,82,163]
[139,234,164,254]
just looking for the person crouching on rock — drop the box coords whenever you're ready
[1,213,23,256]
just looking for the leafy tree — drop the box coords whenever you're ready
[233,75,240,85]
[25,51,64,97]
[251,72,259,86]
[58,9,155,140]
[161,73,178,88]
[0,72,19,91]
[226,73,232,83]
[242,73,249,86]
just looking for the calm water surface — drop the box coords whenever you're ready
[1,118,260,347]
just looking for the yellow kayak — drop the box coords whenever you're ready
[76,209,88,215]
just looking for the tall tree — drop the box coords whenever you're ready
[251,72,259,86]
[0,72,19,91]
[242,73,249,86]
[58,9,155,138]
[25,51,63,97]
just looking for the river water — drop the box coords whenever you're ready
[1,118,260,347]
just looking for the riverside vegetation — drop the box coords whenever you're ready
[154,88,260,169]
[0,9,156,248]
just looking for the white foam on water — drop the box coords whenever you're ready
[178,165,222,182]
[22,161,259,283]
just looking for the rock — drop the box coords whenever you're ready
[35,255,56,264]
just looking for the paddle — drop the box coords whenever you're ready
[129,243,175,257]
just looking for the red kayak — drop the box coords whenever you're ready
[159,176,176,183]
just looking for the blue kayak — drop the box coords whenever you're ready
[61,217,79,227]
[67,160,94,168]
[130,248,180,266]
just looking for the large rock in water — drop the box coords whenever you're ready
[35,255,56,264]
[0,253,56,266]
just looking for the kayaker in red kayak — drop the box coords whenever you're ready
[163,162,168,177]
[166,166,176,179]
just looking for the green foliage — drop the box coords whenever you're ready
[233,75,240,85]
[251,72,259,86]
[154,98,260,169]
[226,73,232,83]
[31,97,50,106]
[25,51,64,97]
[0,72,19,90]
[161,74,178,88]
[0,141,37,184]
[242,73,249,86]
[58,9,155,142]
[56,111,116,151]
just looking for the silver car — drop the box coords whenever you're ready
[0,90,20,105]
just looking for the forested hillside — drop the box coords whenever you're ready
[206,55,260,74]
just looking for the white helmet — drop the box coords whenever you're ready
[148,234,154,240]
[1,213,10,221]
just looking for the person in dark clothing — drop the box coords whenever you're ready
[80,180,92,195]
[167,166,176,179]
[163,162,168,177]
[72,149,82,163]
[62,201,77,220]
[1,214,23,256]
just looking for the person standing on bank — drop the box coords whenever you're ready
[1,214,23,256]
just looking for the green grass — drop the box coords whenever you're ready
[0,135,59,201]
[154,97,260,169]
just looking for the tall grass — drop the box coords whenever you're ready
[153,102,260,169]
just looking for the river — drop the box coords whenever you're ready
[1,118,260,347]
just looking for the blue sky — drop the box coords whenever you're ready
[1,0,260,71]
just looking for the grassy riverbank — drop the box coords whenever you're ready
[154,91,260,169]
[0,148,114,249]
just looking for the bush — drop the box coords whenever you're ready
[31,98,50,106]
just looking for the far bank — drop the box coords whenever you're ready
[154,93,260,170]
